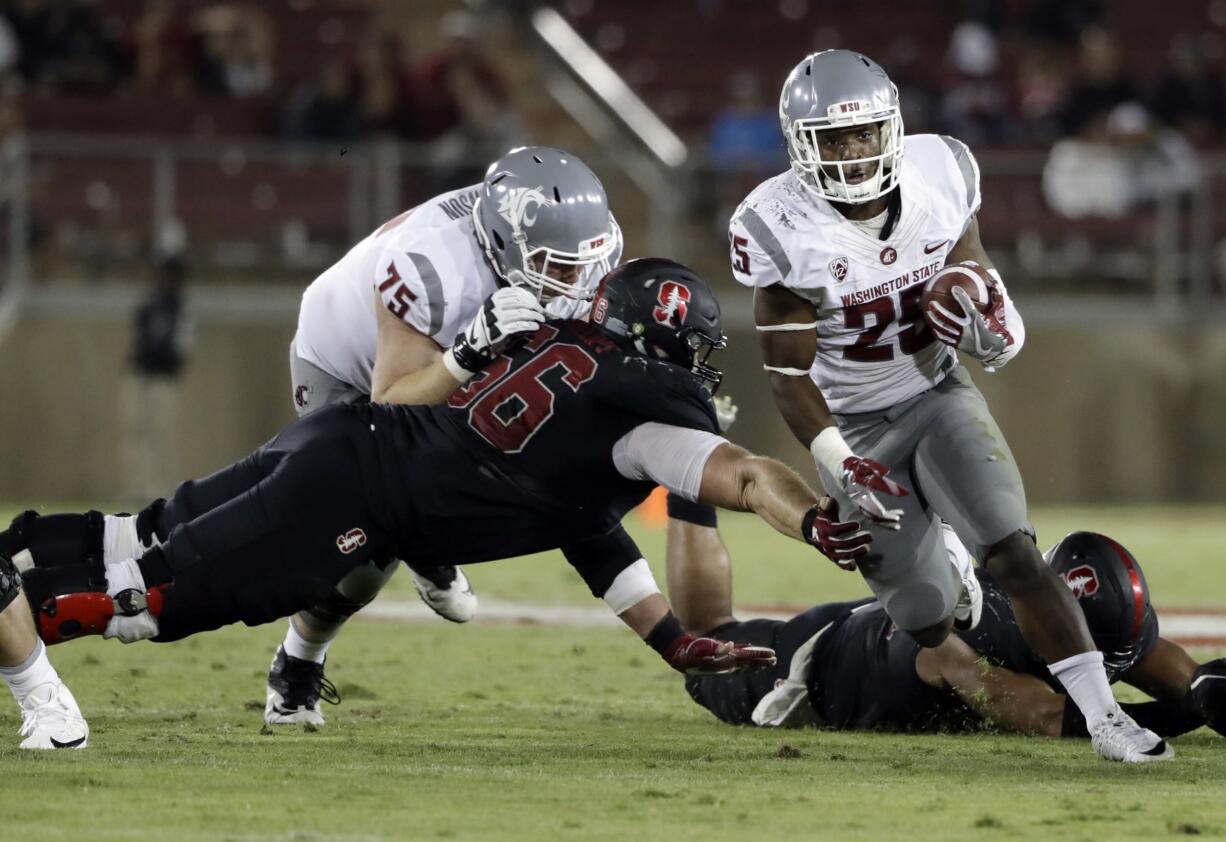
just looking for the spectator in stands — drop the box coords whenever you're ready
[1148,35,1226,144]
[3,0,126,92]
[282,57,363,142]
[706,71,784,174]
[129,0,193,94]
[120,243,191,504]
[353,32,414,137]
[939,21,1014,144]
[1025,0,1102,46]
[409,11,508,141]
[1043,102,1200,219]
[191,3,273,98]
[429,56,526,191]
[1058,27,1139,138]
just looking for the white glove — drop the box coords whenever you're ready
[713,395,738,432]
[927,281,1015,368]
[443,287,545,381]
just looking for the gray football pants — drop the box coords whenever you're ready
[289,342,398,618]
[819,365,1031,633]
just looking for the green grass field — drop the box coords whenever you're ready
[1,504,1225,840]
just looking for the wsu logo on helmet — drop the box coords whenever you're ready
[1060,564,1100,599]
[652,281,690,327]
[497,185,552,235]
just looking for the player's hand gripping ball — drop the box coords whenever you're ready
[923,261,1012,365]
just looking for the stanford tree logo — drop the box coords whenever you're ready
[652,281,691,327]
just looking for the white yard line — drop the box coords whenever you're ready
[356,599,1226,644]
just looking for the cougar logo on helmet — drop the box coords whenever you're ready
[652,281,691,327]
[1061,564,1100,599]
[497,186,552,236]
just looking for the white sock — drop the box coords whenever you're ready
[283,619,330,664]
[941,522,974,581]
[1050,650,1116,727]
[0,640,61,706]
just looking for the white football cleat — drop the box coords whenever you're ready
[18,681,89,749]
[953,567,983,631]
[410,566,477,624]
[1090,705,1174,763]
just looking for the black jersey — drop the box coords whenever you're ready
[687,570,1159,732]
[361,319,719,572]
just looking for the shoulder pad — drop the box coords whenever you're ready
[597,355,719,434]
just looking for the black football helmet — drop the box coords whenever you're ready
[1045,531,1159,677]
[590,257,727,391]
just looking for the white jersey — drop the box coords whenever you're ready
[293,183,623,394]
[730,134,982,414]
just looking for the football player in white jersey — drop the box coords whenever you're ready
[268,146,624,724]
[727,50,1170,763]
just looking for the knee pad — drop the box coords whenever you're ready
[22,558,167,644]
[2,510,106,584]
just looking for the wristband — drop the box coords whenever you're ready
[809,426,854,479]
[666,493,718,528]
[644,610,686,654]
[441,347,476,383]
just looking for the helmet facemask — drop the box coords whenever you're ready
[784,98,904,204]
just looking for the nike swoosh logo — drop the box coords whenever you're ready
[923,240,950,254]
[1190,674,1226,691]
[50,735,86,748]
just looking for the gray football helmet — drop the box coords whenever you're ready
[472,146,618,302]
[779,50,904,204]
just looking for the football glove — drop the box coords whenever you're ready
[837,456,908,529]
[444,287,545,380]
[663,635,777,675]
[928,280,1014,368]
[713,395,738,432]
[802,499,872,571]
[1190,658,1226,736]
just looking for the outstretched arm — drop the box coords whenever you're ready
[694,443,817,540]
[915,635,1066,736]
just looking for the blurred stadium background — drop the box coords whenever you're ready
[0,0,1223,511]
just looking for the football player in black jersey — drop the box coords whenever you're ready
[0,258,886,745]
[684,527,1226,740]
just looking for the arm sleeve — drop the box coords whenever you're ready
[988,268,1025,368]
[611,422,727,501]
[560,525,645,599]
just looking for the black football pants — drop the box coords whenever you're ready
[139,405,394,641]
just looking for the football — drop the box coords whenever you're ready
[922,261,993,322]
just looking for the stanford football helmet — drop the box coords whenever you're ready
[473,146,619,302]
[590,258,727,391]
[1045,531,1159,677]
[779,49,904,204]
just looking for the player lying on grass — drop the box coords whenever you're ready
[0,258,861,748]
[683,525,1226,745]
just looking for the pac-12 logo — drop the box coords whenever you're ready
[829,256,849,283]
[1060,564,1099,599]
[336,528,367,555]
[652,281,690,327]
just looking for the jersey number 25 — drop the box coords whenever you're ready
[843,286,935,363]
